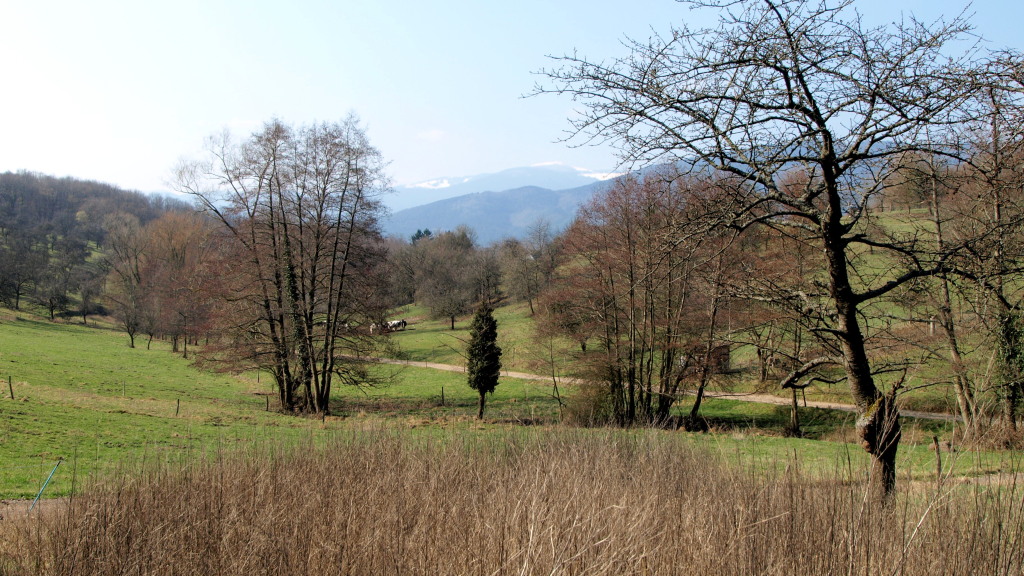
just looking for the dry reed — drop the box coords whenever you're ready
[1,427,1022,575]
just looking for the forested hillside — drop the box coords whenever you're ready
[0,171,188,316]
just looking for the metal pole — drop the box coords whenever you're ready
[29,458,64,513]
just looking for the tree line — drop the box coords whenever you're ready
[0,171,190,319]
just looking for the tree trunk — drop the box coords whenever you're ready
[477,392,486,419]
[929,181,977,433]
[824,194,900,501]
[787,387,801,437]
[757,347,771,385]
[857,393,902,500]
[997,309,1022,434]
[689,364,709,421]
[686,252,724,431]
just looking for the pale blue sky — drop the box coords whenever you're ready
[1,1,1022,197]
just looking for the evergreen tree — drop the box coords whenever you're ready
[466,302,502,419]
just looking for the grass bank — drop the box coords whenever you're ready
[2,428,1021,575]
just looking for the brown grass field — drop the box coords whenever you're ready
[1,427,1022,575]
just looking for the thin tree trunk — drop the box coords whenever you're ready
[687,251,724,429]
[928,166,977,432]
[789,387,801,437]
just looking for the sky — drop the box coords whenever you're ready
[2,0,1023,200]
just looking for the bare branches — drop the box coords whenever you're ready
[538,0,1024,498]
[779,356,840,389]
[171,118,390,414]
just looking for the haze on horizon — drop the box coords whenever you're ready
[2,0,1022,200]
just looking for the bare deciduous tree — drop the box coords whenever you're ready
[103,212,148,348]
[546,173,734,427]
[413,227,483,329]
[175,116,390,414]
[539,0,1015,498]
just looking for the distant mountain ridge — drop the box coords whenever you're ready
[383,179,613,245]
[387,163,617,212]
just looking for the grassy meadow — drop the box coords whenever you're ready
[1,295,1022,574]
[0,298,1008,501]
[0,305,569,500]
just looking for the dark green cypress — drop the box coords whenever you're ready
[467,302,502,419]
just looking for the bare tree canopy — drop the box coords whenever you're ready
[541,0,986,182]
[538,0,1024,499]
[174,116,391,415]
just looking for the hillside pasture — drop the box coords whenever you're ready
[2,301,1022,574]
[0,302,993,502]
[0,312,349,499]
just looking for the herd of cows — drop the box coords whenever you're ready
[369,319,408,334]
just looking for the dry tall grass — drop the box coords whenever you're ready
[2,428,1022,575]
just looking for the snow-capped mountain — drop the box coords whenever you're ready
[386,162,618,212]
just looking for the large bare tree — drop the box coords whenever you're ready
[539,0,1013,498]
[175,117,390,414]
[412,227,488,329]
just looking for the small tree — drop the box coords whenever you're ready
[467,302,502,419]
[414,227,479,329]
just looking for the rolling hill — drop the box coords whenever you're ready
[382,180,610,245]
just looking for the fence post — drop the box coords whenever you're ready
[8,376,12,400]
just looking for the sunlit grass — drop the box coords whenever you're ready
[0,311,347,499]
[0,293,1001,501]
[2,428,1021,575]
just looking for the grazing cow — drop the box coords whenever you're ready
[371,319,407,334]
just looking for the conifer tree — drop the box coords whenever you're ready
[466,302,502,419]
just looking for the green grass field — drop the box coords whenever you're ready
[0,310,343,499]
[0,300,1010,500]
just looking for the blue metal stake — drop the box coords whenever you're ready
[29,458,64,513]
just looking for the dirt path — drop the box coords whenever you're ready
[375,357,958,422]
[0,498,62,521]
[704,391,959,422]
